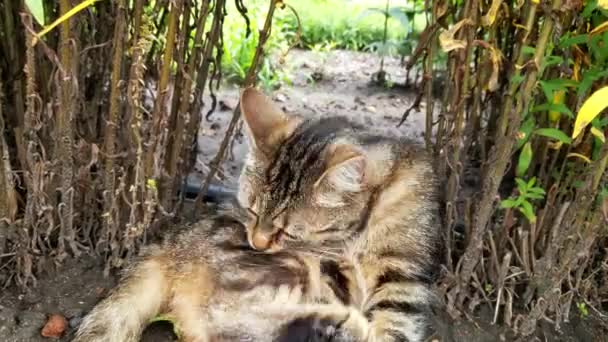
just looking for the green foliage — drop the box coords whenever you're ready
[509,3,608,227]
[516,141,533,177]
[221,1,293,90]
[533,128,572,144]
[281,0,425,53]
[500,177,546,224]
[219,0,433,87]
[576,302,589,318]
[359,3,424,58]
[516,1,608,170]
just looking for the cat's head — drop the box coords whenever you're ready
[237,87,394,253]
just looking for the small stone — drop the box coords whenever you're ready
[354,96,365,105]
[41,314,68,339]
[69,315,82,329]
[366,106,377,113]
[274,93,288,102]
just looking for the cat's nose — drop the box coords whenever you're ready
[251,231,272,251]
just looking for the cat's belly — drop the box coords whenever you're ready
[205,285,308,341]
[205,280,350,341]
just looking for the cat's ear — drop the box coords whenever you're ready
[240,87,297,155]
[314,144,367,207]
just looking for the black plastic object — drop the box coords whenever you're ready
[178,178,237,204]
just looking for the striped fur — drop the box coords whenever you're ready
[237,87,442,341]
[73,210,370,342]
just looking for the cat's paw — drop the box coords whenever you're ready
[275,308,369,342]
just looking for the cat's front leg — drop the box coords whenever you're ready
[362,279,434,342]
[275,305,371,342]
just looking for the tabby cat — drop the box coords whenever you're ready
[72,87,441,342]
[236,88,442,341]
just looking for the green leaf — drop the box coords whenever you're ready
[517,142,533,178]
[538,79,578,101]
[500,198,518,209]
[559,33,588,48]
[531,103,574,118]
[528,187,546,195]
[515,177,528,193]
[534,128,573,144]
[25,0,45,25]
[527,177,537,188]
[517,117,536,150]
[541,55,564,70]
[512,74,525,88]
[519,200,537,223]
[583,0,598,18]
[588,34,607,64]
[525,192,545,200]
[522,45,536,55]
[578,68,608,98]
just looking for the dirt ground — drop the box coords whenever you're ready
[193,49,430,189]
[0,50,605,341]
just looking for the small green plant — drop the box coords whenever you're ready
[357,1,425,84]
[500,177,546,223]
[221,0,293,90]
[576,302,589,318]
[282,0,421,52]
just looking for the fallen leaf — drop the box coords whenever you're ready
[41,314,68,338]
